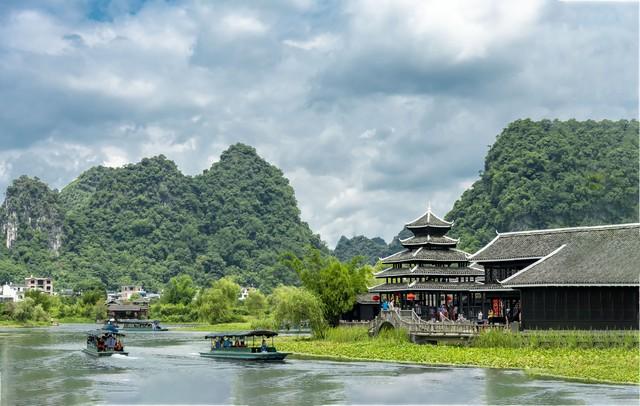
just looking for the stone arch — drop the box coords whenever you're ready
[375,321,395,335]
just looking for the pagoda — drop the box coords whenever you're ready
[370,206,500,320]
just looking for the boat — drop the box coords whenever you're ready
[200,330,289,361]
[110,319,168,332]
[82,329,129,357]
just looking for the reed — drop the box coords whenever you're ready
[471,329,640,349]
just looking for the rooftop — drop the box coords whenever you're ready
[471,223,640,287]
[381,247,469,264]
[375,265,484,278]
[405,207,453,230]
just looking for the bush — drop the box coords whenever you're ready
[250,317,278,330]
[324,327,369,343]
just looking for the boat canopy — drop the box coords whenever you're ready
[87,329,126,337]
[204,330,278,339]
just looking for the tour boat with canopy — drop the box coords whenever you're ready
[200,330,289,361]
[82,329,128,357]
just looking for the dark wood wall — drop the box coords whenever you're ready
[520,286,639,330]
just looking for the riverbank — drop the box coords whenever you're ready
[0,320,52,328]
[276,331,640,385]
[171,321,252,331]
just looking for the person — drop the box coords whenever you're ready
[106,334,116,350]
[389,299,395,310]
[452,306,458,321]
[381,300,389,311]
[477,311,483,324]
[97,338,105,352]
[114,340,123,352]
[260,339,268,352]
[234,339,240,347]
[240,340,245,347]
[214,338,222,349]
[414,302,422,318]
[223,337,231,348]
[429,307,436,321]
[488,309,494,324]
[439,305,449,321]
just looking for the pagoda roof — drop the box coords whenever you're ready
[375,265,484,278]
[400,235,458,247]
[381,247,469,264]
[405,207,453,230]
[495,224,640,287]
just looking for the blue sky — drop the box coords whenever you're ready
[0,0,637,247]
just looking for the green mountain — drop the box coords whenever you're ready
[333,235,391,264]
[447,119,639,252]
[334,119,639,261]
[0,144,325,291]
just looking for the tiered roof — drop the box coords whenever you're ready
[371,206,487,294]
[405,207,453,234]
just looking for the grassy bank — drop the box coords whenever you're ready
[0,320,52,328]
[276,328,640,384]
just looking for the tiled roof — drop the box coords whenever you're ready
[400,235,458,247]
[500,224,640,287]
[382,247,469,264]
[468,283,515,292]
[471,223,639,262]
[375,265,484,278]
[405,208,452,229]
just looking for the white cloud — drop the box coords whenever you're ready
[0,0,636,248]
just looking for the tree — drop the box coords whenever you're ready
[161,274,197,305]
[245,289,266,317]
[196,277,242,324]
[269,286,326,337]
[284,248,370,326]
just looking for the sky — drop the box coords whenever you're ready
[0,0,637,248]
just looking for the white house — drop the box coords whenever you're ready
[0,283,26,302]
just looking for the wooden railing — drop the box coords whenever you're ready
[370,309,508,337]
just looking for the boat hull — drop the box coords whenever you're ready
[82,348,129,357]
[199,351,289,361]
[119,328,168,332]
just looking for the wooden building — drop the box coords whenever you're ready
[470,223,640,329]
[369,207,518,320]
[107,303,149,320]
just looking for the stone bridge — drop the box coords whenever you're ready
[369,309,506,344]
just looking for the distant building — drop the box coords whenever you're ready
[120,285,145,301]
[0,283,26,302]
[25,276,53,295]
[239,287,255,301]
[107,303,149,320]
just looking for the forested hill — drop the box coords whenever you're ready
[0,144,325,291]
[335,119,639,260]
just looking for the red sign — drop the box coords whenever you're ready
[407,293,416,300]
[372,295,380,301]
[491,298,502,316]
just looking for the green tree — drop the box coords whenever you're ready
[269,286,326,337]
[244,289,267,317]
[284,248,370,326]
[161,274,197,305]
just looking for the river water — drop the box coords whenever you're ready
[0,324,637,405]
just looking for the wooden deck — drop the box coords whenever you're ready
[369,309,507,343]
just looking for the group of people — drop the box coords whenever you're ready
[89,334,124,352]
[212,337,270,352]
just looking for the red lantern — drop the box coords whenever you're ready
[372,295,380,301]
[407,293,416,300]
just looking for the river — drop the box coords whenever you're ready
[0,324,637,405]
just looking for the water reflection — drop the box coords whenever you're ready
[0,325,638,405]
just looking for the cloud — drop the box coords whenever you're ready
[0,0,636,247]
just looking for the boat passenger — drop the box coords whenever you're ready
[240,340,245,347]
[234,339,240,347]
[106,334,116,350]
[223,338,231,348]
[215,338,222,349]
[260,339,268,352]
[97,338,106,352]
[114,340,123,352]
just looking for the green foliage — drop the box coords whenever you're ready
[12,298,49,322]
[244,289,267,317]
[285,248,371,326]
[0,144,328,292]
[447,119,640,251]
[472,329,640,349]
[161,274,197,305]
[196,277,242,324]
[269,286,326,337]
[150,302,198,322]
[249,316,278,330]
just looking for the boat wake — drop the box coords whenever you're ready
[112,354,138,360]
